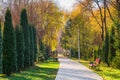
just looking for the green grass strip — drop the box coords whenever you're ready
[0,58,59,80]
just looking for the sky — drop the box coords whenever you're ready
[54,0,77,12]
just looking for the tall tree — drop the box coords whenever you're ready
[102,31,109,66]
[2,9,17,75]
[45,46,50,60]
[39,39,45,58]
[0,21,2,74]
[109,26,116,63]
[29,25,34,66]
[77,0,105,41]
[20,9,30,68]
[33,26,37,62]
[15,25,25,71]
[111,0,120,69]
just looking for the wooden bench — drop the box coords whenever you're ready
[89,58,101,68]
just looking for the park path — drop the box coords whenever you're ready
[55,56,103,80]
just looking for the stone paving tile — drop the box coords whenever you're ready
[55,57,103,80]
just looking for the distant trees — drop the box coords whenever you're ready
[38,39,50,62]
[39,39,45,60]
[62,10,93,59]
[73,0,120,69]
[2,9,17,75]
[45,46,50,60]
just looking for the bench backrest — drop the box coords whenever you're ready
[95,58,100,64]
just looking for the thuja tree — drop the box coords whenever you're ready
[112,23,120,69]
[45,46,50,60]
[29,25,34,66]
[0,21,2,74]
[2,9,17,75]
[33,27,37,62]
[15,25,25,71]
[20,9,30,68]
[39,39,45,61]
[109,26,116,64]
[40,41,48,60]
[102,32,109,66]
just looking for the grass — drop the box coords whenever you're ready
[72,58,120,80]
[0,58,59,80]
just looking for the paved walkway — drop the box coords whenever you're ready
[55,57,103,80]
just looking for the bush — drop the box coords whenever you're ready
[112,51,120,69]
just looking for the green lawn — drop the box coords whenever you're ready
[72,58,120,80]
[0,59,59,80]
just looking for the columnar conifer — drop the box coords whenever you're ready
[20,9,30,68]
[15,25,25,71]
[29,25,34,66]
[2,9,17,75]
[33,27,37,62]
[0,21,2,74]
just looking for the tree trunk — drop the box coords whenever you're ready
[116,0,120,19]
[104,0,107,37]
